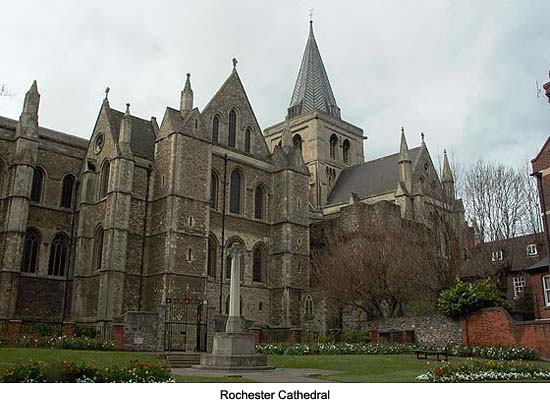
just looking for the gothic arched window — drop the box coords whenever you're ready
[244,128,251,153]
[60,174,76,208]
[93,225,104,271]
[343,139,350,163]
[329,134,338,160]
[254,184,265,220]
[228,110,237,147]
[48,233,69,277]
[210,172,219,210]
[252,245,265,283]
[212,115,220,143]
[293,134,302,150]
[99,161,110,199]
[21,228,40,273]
[229,170,242,214]
[30,166,45,203]
[207,234,217,277]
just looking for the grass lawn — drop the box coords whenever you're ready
[0,348,252,383]
[268,355,550,383]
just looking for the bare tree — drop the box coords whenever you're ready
[463,159,540,242]
[311,206,443,320]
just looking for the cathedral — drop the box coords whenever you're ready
[0,21,461,349]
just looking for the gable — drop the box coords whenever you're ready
[201,69,270,159]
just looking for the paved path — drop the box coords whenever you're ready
[172,367,338,383]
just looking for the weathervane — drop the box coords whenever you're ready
[104,87,110,100]
[232,57,238,69]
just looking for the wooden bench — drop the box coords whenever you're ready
[415,349,448,361]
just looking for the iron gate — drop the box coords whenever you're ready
[164,298,208,352]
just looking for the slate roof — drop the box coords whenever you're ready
[288,22,340,119]
[0,115,88,150]
[109,109,155,159]
[327,146,422,205]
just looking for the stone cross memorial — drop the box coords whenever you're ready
[196,245,270,370]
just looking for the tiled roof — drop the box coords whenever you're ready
[327,146,422,205]
[109,109,155,159]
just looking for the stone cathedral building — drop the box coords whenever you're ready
[0,22,461,348]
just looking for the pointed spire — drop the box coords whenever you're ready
[23,80,40,115]
[119,102,132,146]
[442,149,454,183]
[399,127,411,163]
[180,73,194,114]
[16,81,40,141]
[287,21,340,119]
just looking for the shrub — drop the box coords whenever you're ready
[417,359,550,382]
[437,279,505,319]
[341,331,370,344]
[0,335,115,351]
[73,324,100,339]
[22,323,60,337]
[0,360,174,383]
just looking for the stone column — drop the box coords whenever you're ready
[226,245,243,333]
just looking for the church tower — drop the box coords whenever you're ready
[264,20,365,209]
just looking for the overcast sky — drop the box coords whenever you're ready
[1,0,550,168]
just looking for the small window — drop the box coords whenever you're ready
[513,276,526,299]
[212,115,220,143]
[491,250,503,262]
[329,134,338,160]
[253,246,265,282]
[527,244,537,256]
[543,275,550,307]
[210,172,219,210]
[30,166,45,203]
[99,161,110,199]
[343,139,350,163]
[229,170,242,214]
[207,235,217,277]
[228,110,236,147]
[244,128,252,153]
[259,302,263,311]
[187,248,193,262]
[293,134,302,150]
[304,296,314,317]
[254,185,266,220]
[94,134,104,153]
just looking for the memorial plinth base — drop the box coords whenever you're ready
[194,332,271,370]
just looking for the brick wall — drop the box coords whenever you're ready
[462,307,550,359]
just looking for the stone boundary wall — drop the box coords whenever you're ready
[462,307,550,359]
[123,308,165,352]
[346,314,462,346]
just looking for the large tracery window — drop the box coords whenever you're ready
[228,110,237,147]
[60,174,76,208]
[93,225,104,271]
[21,228,40,273]
[229,170,242,214]
[30,166,45,203]
[212,115,220,143]
[329,134,338,160]
[48,233,69,277]
[254,184,266,220]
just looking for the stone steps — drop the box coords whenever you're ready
[163,353,202,368]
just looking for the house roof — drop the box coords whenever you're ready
[327,146,422,205]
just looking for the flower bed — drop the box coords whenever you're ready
[416,360,550,382]
[256,342,536,360]
[0,360,174,383]
[0,335,115,351]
